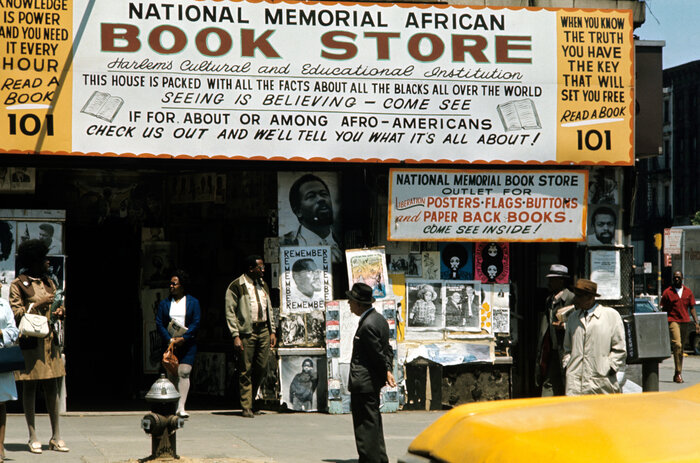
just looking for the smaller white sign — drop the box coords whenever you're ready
[664,228,683,255]
[643,262,652,274]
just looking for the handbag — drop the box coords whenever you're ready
[0,345,26,373]
[19,306,50,338]
[162,341,179,376]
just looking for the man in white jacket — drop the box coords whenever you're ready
[562,279,626,396]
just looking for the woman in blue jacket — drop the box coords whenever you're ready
[156,269,201,418]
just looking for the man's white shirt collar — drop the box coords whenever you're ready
[298,224,336,247]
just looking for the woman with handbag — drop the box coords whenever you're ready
[0,297,20,462]
[9,240,68,454]
[155,269,201,418]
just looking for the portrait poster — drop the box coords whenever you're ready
[15,221,63,255]
[475,242,510,284]
[345,247,390,299]
[141,288,167,374]
[443,281,482,332]
[141,241,176,288]
[192,352,226,396]
[280,246,332,314]
[588,167,619,205]
[279,351,327,412]
[280,310,326,347]
[277,172,342,263]
[406,280,444,331]
[590,249,621,300]
[587,204,620,246]
[421,251,440,279]
[439,243,474,280]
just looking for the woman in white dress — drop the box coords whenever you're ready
[0,297,19,462]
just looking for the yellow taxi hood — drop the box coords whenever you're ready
[408,383,700,463]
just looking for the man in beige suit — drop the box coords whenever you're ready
[225,255,277,417]
[562,279,626,396]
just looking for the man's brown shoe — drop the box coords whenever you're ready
[242,408,254,418]
[673,373,684,383]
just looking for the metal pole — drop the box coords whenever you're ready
[657,246,662,301]
[642,360,659,392]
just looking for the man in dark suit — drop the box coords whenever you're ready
[347,282,396,463]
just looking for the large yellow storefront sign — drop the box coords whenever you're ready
[0,0,633,164]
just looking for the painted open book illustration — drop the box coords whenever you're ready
[81,91,124,122]
[497,98,542,131]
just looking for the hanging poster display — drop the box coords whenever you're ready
[326,298,399,414]
[280,246,332,313]
[475,242,510,284]
[3,1,633,165]
[278,172,343,264]
[389,170,587,242]
[345,247,390,299]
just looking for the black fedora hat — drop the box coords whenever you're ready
[346,282,375,304]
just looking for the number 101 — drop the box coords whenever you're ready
[8,114,54,136]
[576,129,611,151]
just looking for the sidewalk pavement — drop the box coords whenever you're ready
[3,355,700,463]
[2,408,443,463]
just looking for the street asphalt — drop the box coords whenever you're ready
[2,355,699,463]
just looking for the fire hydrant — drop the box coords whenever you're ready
[141,374,185,460]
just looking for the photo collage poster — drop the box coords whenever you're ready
[474,242,510,284]
[587,167,620,246]
[279,350,327,412]
[345,247,390,299]
[279,311,326,348]
[280,246,332,314]
[277,172,342,264]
